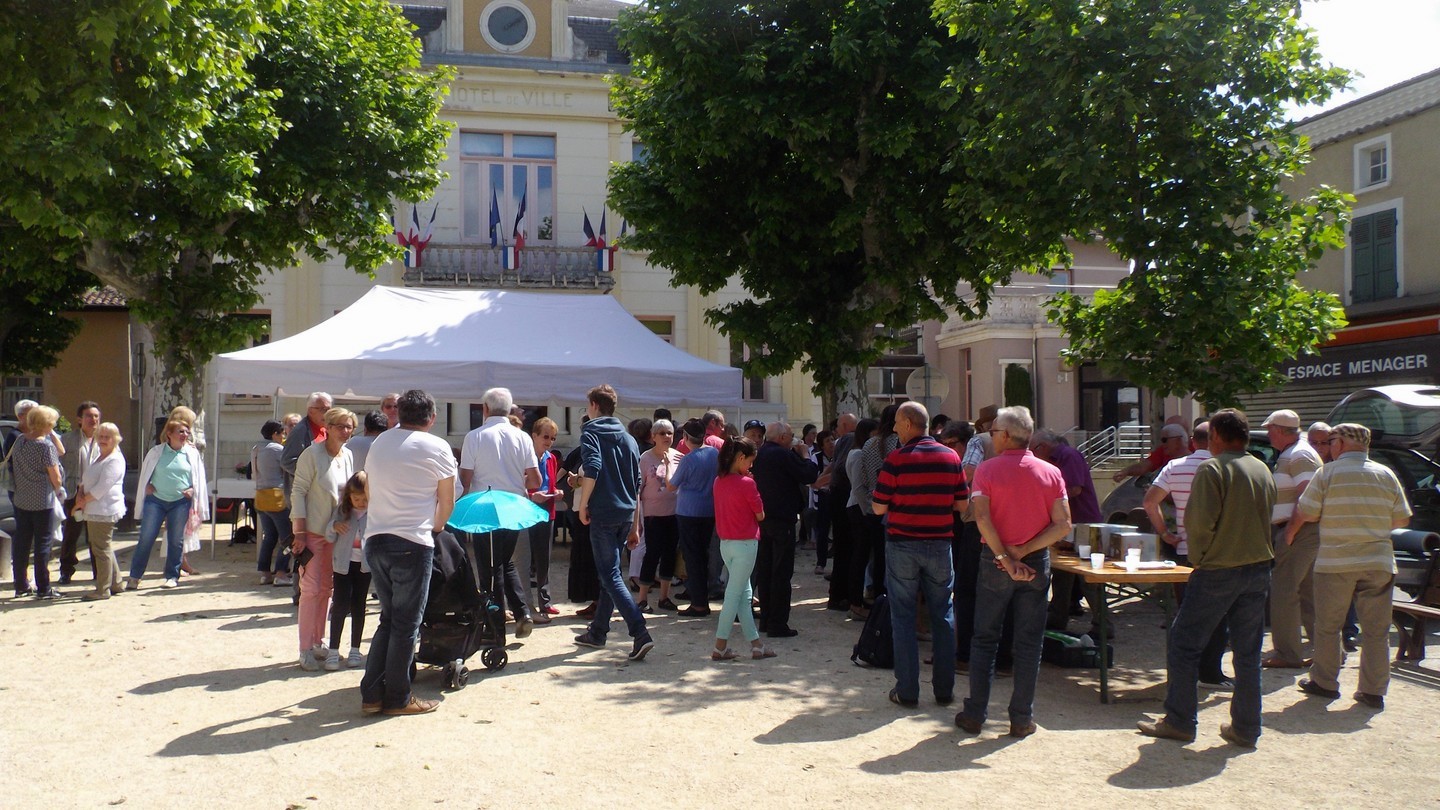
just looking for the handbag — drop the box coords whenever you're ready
[255,487,286,512]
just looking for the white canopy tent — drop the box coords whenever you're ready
[213,286,742,407]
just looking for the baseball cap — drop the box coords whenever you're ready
[744,419,765,431]
[1159,424,1188,440]
[1261,409,1301,429]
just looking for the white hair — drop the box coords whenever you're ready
[307,391,333,408]
[994,406,1035,443]
[482,387,513,416]
[652,419,674,434]
[764,421,790,443]
[13,399,37,417]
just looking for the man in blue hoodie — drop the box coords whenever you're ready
[573,384,654,660]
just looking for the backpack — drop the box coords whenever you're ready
[850,593,894,669]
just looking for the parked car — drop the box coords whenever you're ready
[1326,384,1440,458]
[1,419,18,538]
[1098,428,1440,597]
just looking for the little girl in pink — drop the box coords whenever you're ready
[710,438,775,660]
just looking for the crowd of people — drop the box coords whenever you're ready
[3,389,1413,736]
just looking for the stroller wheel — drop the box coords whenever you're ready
[481,647,508,671]
[456,665,470,687]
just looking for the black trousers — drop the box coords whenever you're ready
[58,500,96,581]
[756,517,797,632]
[826,495,854,606]
[330,560,372,650]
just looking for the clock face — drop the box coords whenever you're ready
[487,6,528,47]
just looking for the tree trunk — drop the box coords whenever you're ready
[836,364,869,418]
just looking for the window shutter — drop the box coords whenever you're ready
[1373,209,1398,299]
[1351,213,1375,303]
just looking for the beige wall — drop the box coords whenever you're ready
[44,311,141,469]
[1293,105,1440,304]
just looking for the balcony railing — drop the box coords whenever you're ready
[402,243,616,291]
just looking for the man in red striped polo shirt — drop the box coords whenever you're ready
[873,401,969,709]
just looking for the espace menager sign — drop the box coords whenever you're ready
[1282,336,1437,383]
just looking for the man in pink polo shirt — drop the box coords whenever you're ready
[955,406,1071,739]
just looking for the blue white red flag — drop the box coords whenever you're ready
[488,189,502,248]
[596,210,607,250]
[410,203,437,267]
[582,209,597,247]
[512,191,527,251]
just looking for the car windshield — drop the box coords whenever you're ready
[1329,389,1440,445]
[1370,448,1440,493]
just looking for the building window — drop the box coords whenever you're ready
[637,317,673,344]
[730,341,767,402]
[1350,207,1399,304]
[460,132,556,244]
[479,0,536,53]
[1354,134,1391,191]
[1046,269,1071,294]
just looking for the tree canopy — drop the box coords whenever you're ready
[0,0,450,410]
[611,0,1350,416]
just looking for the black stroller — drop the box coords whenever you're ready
[414,529,514,688]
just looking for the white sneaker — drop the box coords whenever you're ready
[347,649,363,668]
[324,650,341,671]
[298,649,320,671]
[274,574,294,587]
[161,578,178,589]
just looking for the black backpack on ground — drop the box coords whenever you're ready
[850,594,894,668]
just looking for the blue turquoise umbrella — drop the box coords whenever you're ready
[447,488,549,534]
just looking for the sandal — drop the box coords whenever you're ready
[711,646,738,661]
[751,645,777,660]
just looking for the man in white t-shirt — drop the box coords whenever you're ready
[1144,422,1231,690]
[360,390,456,717]
[459,387,541,636]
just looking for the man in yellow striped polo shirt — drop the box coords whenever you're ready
[1287,423,1411,710]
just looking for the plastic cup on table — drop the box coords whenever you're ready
[1076,544,1091,559]
[1090,553,1105,570]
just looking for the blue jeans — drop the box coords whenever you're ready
[361,534,434,710]
[257,507,292,574]
[130,495,191,580]
[963,548,1050,725]
[886,538,957,703]
[588,521,649,642]
[1163,562,1269,740]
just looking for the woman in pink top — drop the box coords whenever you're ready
[710,438,775,660]
[635,420,682,612]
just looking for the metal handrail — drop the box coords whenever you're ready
[1077,424,1151,468]
[1076,426,1117,467]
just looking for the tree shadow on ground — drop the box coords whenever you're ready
[1108,738,1249,790]
[860,731,1019,774]
[155,685,364,757]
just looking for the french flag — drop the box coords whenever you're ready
[583,209,598,247]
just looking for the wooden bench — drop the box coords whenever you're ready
[1394,544,1440,662]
